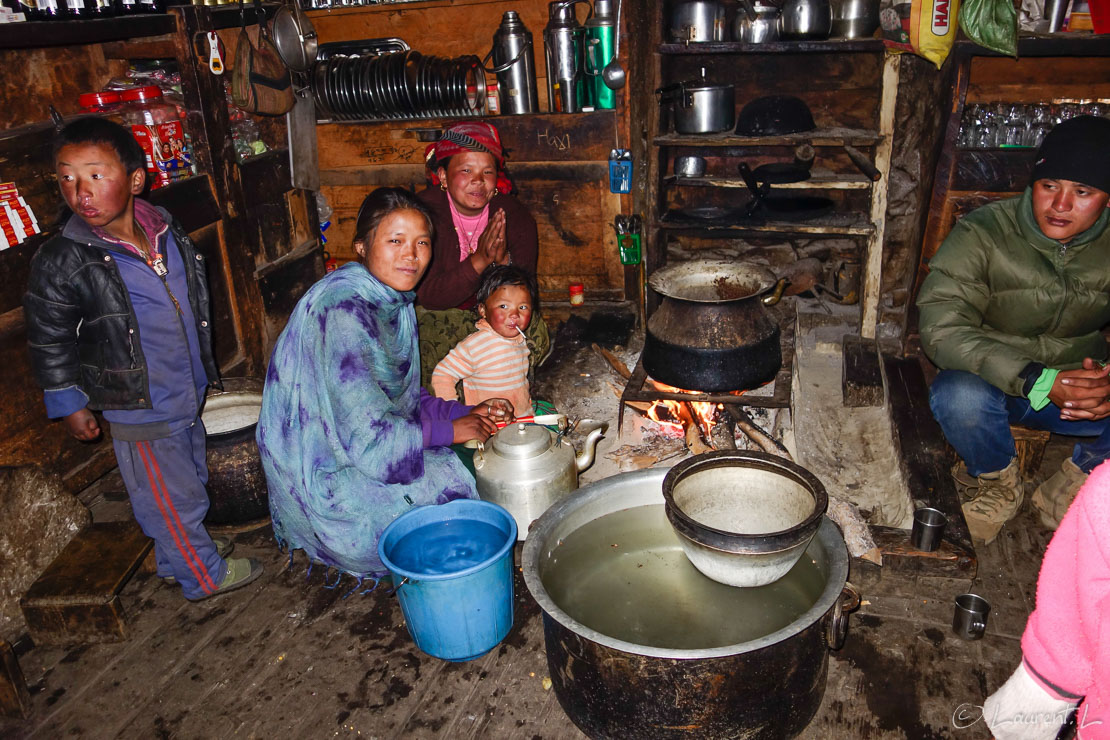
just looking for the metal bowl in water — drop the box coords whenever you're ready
[663,450,828,587]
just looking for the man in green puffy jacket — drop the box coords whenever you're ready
[917,115,1110,545]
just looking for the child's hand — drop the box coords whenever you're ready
[474,398,514,423]
[64,408,101,442]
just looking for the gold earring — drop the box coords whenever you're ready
[440,182,447,191]
[492,187,499,197]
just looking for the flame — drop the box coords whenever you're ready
[644,381,724,442]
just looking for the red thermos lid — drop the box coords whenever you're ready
[119,86,164,103]
[78,91,122,109]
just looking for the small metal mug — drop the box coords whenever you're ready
[910,507,947,552]
[952,593,991,641]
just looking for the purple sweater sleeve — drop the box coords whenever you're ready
[420,387,472,448]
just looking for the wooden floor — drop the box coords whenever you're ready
[1,333,1065,738]
[1,453,1062,740]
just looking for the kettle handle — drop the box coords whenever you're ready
[481,37,533,75]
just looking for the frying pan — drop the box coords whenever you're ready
[738,162,833,221]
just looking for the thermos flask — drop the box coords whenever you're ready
[543,0,590,113]
[585,0,616,109]
[490,11,539,115]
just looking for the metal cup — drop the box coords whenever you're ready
[910,507,947,552]
[952,593,991,641]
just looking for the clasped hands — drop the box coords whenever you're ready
[1050,358,1110,421]
[468,209,508,273]
[451,397,514,444]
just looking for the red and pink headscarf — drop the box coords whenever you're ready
[424,122,513,194]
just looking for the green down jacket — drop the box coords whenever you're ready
[917,187,1110,397]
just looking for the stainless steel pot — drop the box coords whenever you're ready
[473,421,607,541]
[830,0,880,37]
[670,0,727,42]
[780,0,833,39]
[522,467,859,739]
[656,68,735,134]
[734,2,781,42]
[674,155,707,177]
[271,0,318,73]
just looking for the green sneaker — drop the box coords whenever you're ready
[161,536,234,585]
[1031,457,1087,530]
[187,558,264,602]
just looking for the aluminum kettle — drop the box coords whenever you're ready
[473,420,607,540]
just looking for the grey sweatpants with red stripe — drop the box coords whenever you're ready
[113,423,228,600]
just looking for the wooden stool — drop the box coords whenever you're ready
[1012,425,1051,478]
[20,521,153,646]
[0,640,30,718]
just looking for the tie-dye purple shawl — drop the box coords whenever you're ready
[257,262,477,577]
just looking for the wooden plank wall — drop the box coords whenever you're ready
[307,0,630,304]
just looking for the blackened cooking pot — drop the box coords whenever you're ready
[522,467,858,739]
[202,378,269,529]
[645,259,785,392]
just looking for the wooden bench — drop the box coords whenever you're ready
[20,521,153,646]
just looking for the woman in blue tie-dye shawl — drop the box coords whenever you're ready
[257,188,511,579]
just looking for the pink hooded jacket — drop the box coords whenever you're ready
[1021,460,1110,738]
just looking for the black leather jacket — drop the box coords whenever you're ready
[23,210,219,411]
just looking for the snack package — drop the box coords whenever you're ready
[881,0,961,69]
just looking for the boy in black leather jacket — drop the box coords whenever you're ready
[23,117,262,600]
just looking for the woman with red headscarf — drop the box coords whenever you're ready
[415,122,550,386]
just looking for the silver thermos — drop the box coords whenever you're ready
[491,11,539,115]
[543,0,589,113]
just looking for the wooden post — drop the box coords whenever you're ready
[859,52,900,339]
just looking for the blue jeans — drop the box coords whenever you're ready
[929,370,1110,476]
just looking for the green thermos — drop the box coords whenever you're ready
[585,0,616,109]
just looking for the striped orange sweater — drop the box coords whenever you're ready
[429,319,532,416]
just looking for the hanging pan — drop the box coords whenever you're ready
[271,0,319,74]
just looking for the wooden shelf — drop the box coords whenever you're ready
[664,170,872,190]
[954,34,1110,58]
[661,211,874,237]
[654,127,883,147]
[0,15,176,49]
[659,39,886,54]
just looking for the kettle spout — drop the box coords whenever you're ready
[574,420,609,473]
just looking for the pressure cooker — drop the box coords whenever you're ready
[656,67,735,135]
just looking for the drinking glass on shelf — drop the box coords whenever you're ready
[974,121,1000,148]
[1024,121,1052,148]
[1001,119,1026,147]
[1029,103,1053,125]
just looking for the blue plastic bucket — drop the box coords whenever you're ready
[378,499,517,662]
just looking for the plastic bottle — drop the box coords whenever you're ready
[119,85,188,190]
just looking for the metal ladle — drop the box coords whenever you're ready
[601,0,625,90]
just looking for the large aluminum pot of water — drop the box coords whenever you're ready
[522,467,859,739]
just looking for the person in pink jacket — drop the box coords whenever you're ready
[983,460,1110,739]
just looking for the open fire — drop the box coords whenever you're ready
[644,381,724,444]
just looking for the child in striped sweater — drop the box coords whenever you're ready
[430,265,535,420]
